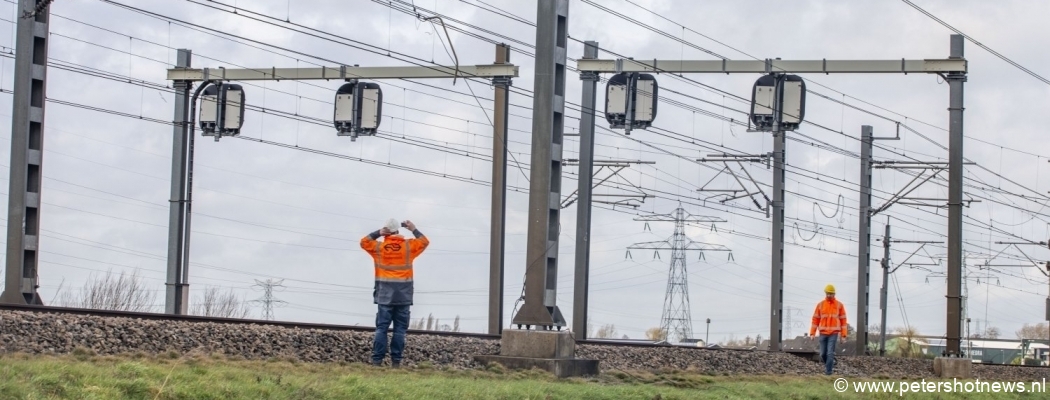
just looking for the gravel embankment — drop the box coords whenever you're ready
[2,309,1047,381]
[0,310,498,368]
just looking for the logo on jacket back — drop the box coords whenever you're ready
[384,243,402,252]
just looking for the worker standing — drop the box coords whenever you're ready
[360,218,429,368]
[809,284,847,375]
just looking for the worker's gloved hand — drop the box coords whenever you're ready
[402,220,417,231]
[380,227,392,236]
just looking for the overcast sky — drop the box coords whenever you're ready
[2,0,1048,344]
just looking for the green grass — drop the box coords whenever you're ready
[0,351,1044,399]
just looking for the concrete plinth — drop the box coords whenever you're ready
[934,357,973,378]
[499,329,576,358]
[474,329,599,378]
[475,355,600,378]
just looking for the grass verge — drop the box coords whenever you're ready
[0,351,1042,399]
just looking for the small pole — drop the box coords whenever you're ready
[879,219,891,356]
[706,318,711,346]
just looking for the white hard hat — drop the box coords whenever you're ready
[384,218,400,233]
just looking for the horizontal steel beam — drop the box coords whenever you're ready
[874,161,951,165]
[575,59,967,74]
[167,64,519,81]
[874,165,947,169]
[698,158,766,162]
[706,153,770,158]
[563,159,655,164]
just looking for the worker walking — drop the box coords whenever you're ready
[360,218,429,368]
[809,284,847,375]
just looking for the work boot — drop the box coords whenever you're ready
[372,360,382,367]
[392,361,401,369]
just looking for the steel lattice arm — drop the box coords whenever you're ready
[628,240,730,252]
[633,212,726,224]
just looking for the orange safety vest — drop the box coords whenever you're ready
[360,233,429,305]
[810,298,848,338]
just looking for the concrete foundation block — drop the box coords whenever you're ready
[934,357,973,378]
[475,355,600,378]
[499,329,576,359]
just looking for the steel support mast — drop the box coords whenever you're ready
[572,41,599,338]
[513,0,569,328]
[769,75,787,351]
[165,49,193,314]
[2,0,50,305]
[945,34,966,357]
[856,125,874,355]
[489,44,512,335]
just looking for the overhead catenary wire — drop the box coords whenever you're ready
[901,0,1050,86]
[30,47,1041,261]
[76,0,1050,227]
[12,0,1045,333]
[34,29,1033,261]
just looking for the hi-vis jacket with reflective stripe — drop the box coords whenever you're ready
[809,298,848,338]
[360,230,429,305]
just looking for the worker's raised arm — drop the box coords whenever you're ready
[403,220,429,259]
[361,228,384,253]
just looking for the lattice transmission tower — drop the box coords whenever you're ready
[627,206,732,343]
[249,279,287,321]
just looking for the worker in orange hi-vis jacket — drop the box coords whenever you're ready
[809,284,847,375]
[360,218,429,368]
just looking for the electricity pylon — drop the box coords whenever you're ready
[627,206,732,343]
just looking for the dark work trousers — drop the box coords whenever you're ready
[818,333,839,375]
[373,304,411,364]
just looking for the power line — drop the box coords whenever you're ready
[34,83,1030,265]
[28,0,1045,338]
[901,0,1050,86]
[92,0,1042,231]
[88,0,1033,227]
[38,0,1050,314]
[448,0,1049,206]
[28,41,1037,261]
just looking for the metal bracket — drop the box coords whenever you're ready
[696,156,770,213]
[492,76,513,87]
[871,168,941,216]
